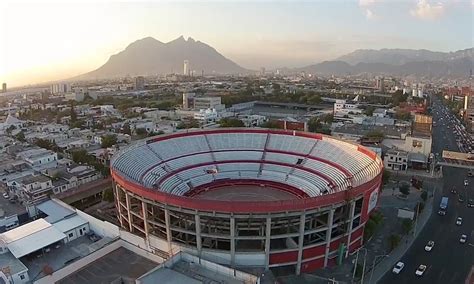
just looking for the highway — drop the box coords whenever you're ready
[380,97,473,283]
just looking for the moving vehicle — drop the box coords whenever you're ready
[464,179,469,186]
[459,194,465,203]
[438,197,448,215]
[456,217,462,225]
[460,234,467,243]
[424,241,435,252]
[468,199,474,208]
[392,262,405,274]
[415,265,427,276]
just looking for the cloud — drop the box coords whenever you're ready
[410,0,445,20]
[365,8,375,20]
[359,0,377,7]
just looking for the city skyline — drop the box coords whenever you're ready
[1,0,473,87]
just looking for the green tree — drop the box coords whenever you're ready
[320,113,334,124]
[389,234,401,251]
[101,134,117,148]
[382,169,391,185]
[102,188,115,202]
[135,128,148,137]
[420,191,428,202]
[401,219,413,235]
[364,106,375,116]
[70,101,77,123]
[122,122,132,135]
[308,117,322,132]
[364,130,385,140]
[71,149,91,164]
[219,118,245,127]
[399,184,410,196]
[15,131,26,142]
[261,121,281,129]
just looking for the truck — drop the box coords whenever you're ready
[438,197,448,216]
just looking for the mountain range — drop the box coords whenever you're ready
[76,36,247,79]
[75,36,474,80]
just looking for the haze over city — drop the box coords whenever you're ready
[1,0,473,87]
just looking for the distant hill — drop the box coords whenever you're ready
[297,48,473,78]
[75,36,248,79]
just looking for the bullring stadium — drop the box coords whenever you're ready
[110,128,383,274]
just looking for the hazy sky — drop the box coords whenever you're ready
[0,0,472,87]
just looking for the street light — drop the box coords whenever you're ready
[368,254,388,284]
[352,247,368,281]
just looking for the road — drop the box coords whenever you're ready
[380,97,474,283]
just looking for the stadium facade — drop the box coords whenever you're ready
[111,129,383,274]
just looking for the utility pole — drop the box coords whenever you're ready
[361,248,368,284]
[369,255,388,284]
[413,202,420,237]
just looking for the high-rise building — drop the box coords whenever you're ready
[260,67,266,76]
[375,77,385,92]
[182,92,195,109]
[135,76,145,90]
[183,60,190,76]
[50,82,71,94]
[1,83,6,93]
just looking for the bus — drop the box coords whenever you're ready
[438,197,448,216]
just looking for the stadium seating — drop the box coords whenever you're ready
[113,130,382,197]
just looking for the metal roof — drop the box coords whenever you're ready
[36,200,75,223]
[53,215,88,233]
[7,225,66,258]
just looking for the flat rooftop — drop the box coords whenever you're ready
[194,185,298,201]
[57,247,158,284]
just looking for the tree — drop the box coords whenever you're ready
[135,128,148,137]
[364,106,375,116]
[308,117,322,132]
[261,120,281,129]
[176,119,200,129]
[364,130,385,140]
[389,234,401,251]
[15,131,26,142]
[122,122,132,135]
[70,101,77,123]
[219,118,245,127]
[5,125,15,135]
[399,184,410,195]
[382,169,391,185]
[101,134,117,148]
[401,219,413,235]
[102,187,115,202]
[420,191,428,202]
[320,113,334,124]
[395,110,411,120]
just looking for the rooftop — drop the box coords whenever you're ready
[20,174,51,185]
[57,247,158,284]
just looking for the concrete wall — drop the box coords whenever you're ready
[76,210,119,238]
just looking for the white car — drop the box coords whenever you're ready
[456,217,463,226]
[392,262,405,274]
[464,179,469,186]
[2,192,8,199]
[460,234,467,243]
[424,241,435,252]
[415,264,427,276]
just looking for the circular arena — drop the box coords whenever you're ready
[111,128,383,274]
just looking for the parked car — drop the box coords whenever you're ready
[2,192,9,199]
[392,262,405,274]
[424,241,435,252]
[415,265,427,276]
[459,194,465,203]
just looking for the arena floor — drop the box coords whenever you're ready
[193,185,298,201]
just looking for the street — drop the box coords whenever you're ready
[380,98,474,283]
